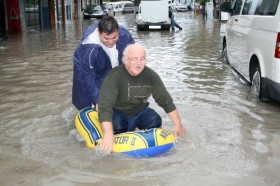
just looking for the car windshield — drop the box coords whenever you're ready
[176,3,185,6]
[125,3,134,7]
[85,5,96,11]
[84,5,103,11]
[103,4,112,9]
[93,5,102,11]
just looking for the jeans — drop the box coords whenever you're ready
[171,14,181,30]
[112,107,162,134]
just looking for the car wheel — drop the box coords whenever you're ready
[222,41,229,63]
[251,66,262,99]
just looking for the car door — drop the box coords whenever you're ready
[226,0,244,69]
[234,0,262,79]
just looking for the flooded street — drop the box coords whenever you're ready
[1,12,280,186]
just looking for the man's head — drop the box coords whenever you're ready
[98,16,119,48]
[122,43,147,76]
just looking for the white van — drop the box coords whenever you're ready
[223,0,280,102]
[108,2,125,15]
[136,0,171,30]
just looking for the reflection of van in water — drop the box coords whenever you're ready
[122,2,135,14]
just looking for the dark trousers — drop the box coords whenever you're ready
[171,14,181,30]
[112,107,162,134]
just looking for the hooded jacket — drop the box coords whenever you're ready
[72,23,134,110]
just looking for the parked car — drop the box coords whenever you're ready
[108,2,125,15]
[134,6,139,14]
[122,2,135,14]
[83,4,108,19]
[222,0,280,102]
[102,3,114,16]
[173,3,188,12]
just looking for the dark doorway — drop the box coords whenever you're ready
[0,0,7,38]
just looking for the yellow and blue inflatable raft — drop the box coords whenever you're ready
[75,107,176,157]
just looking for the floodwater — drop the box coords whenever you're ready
[1,12,280,186]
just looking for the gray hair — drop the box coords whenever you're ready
[122,43,147,64]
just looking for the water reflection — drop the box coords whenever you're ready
[0,12,280,186]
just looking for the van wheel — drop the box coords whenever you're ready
[222,41,228,63]
[251,66,262,100]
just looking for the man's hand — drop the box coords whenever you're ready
[98,121,114,152]
[173,123,185,137]
[168,109,185,138]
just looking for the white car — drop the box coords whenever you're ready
[122,2,135,14]
[173,3,188,12]
[223,0,280,102]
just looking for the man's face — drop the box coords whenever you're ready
[99,30,119,48]
[125,45,147,76]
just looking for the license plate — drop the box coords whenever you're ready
[149,25,161,29]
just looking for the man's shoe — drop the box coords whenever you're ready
[179,27,182,30]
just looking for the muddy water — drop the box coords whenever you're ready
[0,12,280,186]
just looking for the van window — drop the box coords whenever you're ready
[242,0,261,15]
[125,3,134,8]
[256,0,279,15]
[232,0,243,15]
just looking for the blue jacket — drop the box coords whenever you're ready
[72,23,134,110]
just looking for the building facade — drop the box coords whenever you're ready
[0,0,95,36]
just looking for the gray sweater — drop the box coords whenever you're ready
[98,64,176,122]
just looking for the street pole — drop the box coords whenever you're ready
[203,0,206,19]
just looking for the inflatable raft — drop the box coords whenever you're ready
[75,107,175,157]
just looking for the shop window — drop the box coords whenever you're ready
[25,0,40,29]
